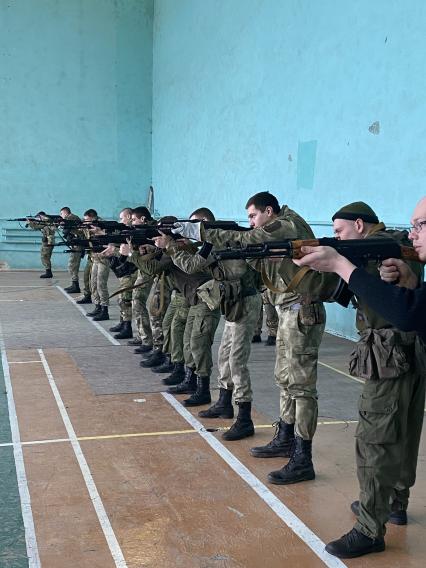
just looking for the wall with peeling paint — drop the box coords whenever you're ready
[0,0,153,269]
[152,0,426,338]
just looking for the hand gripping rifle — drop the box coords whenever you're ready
[213,237,420,264]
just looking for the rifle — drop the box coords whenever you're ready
[213,238,421,264]
[7,214,63,223]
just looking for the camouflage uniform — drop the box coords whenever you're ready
[118,272,137,322]
[162,291,190,364]
[90,254,111,306]
[132,274,154,345]
[147,273,171,350]
[83,254,93,297]
[169,245,260,401]
[203,206,341,436]
[349,225,425,540]
[64,213,83,283]
[27,220,55,270]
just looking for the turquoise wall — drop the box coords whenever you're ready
[0,0,153,269]
[152,0,426,338]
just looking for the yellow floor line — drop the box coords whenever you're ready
[318,360,365,384]
[0,420,359,448]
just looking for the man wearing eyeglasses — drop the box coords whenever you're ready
[293,198,425,559]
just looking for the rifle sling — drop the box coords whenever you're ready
[261,263,311,294]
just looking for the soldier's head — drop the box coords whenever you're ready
[409,196,426,261]
[189,207,215,222]
[119,207,133,226]
[332,202,379,240]
[245,191,280,228]
[60,206,71,219]
[36,211,47,220]
[132,206,152,226]
[83,209,98,222]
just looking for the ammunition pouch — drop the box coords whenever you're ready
[349,328,416,380]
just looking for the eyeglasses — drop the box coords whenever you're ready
[409,220,426,233]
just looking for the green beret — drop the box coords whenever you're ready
[332,201,379,224]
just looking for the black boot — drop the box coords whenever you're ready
[167,366,196,393]
[267,435,315,484]
[127,337,142,346]
[198,388,234,419]
[76,294,92,304]
[265,335,276,346]
[114,321,133,339]
[250,420,294,458]
[109,319,124,332]
[87,304,101,317]
[162,362,185,385]
[153,354,174,374]
[183,376,211,406]
[251,334,262,343]
[222,401,254,441]
[350,500,407,526]
[325,528,385,559]
[93,306,109,321]
[64,281,80,294]
[40,269,52,279]
[140,349,165,368]
[134,343,153,354]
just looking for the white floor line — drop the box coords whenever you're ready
[8,361,43,364]
[38,349,127,568]
[0,322,41,568]
[0,285,48,288]
[162,392,347,568]
[55,285,120,346]
[318,360,365,385]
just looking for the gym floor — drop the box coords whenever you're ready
[0,271,424,568]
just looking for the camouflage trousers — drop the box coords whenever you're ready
[184,301,221,377]
[354,368,425,539]
[217,294,261,403]
[132,275,153,345]
[162,292,190,363]
[83,255,93,297]
[254,292,278,337]
[274,302,326,440]
[147,275,171,350]
[118,272,137,322]
[40,244,53,270]
[68,249,83,282]
[91,258,110,306]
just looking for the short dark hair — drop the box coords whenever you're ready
[190,207,215,222]
[245,191,280,214]
[36,211,46,216]
[120,207,133,216]
[60,206,71,214]
[132,206,153,220]
[84,209,98,218]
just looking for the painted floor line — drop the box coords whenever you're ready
[318,360,365,384]
[0,420,359,449]
[162,392,348,568]
[0,285,49,288]
[0,322,41,568]
[8,361,43,364]
[55,285,121,346]
[38,348,128,568]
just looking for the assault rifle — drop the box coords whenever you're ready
[213,238,421,264]
[8,214,63,223]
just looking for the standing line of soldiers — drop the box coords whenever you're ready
[29,193,424,560]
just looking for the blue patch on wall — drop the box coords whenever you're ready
[297,140,317,190]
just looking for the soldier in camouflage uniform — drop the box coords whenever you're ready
[60,206,83,294]
[26,212,55,278]
[169,209,262,436]
[296,202,424,559]
[128,207,155,351]
[175,192,343,473]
